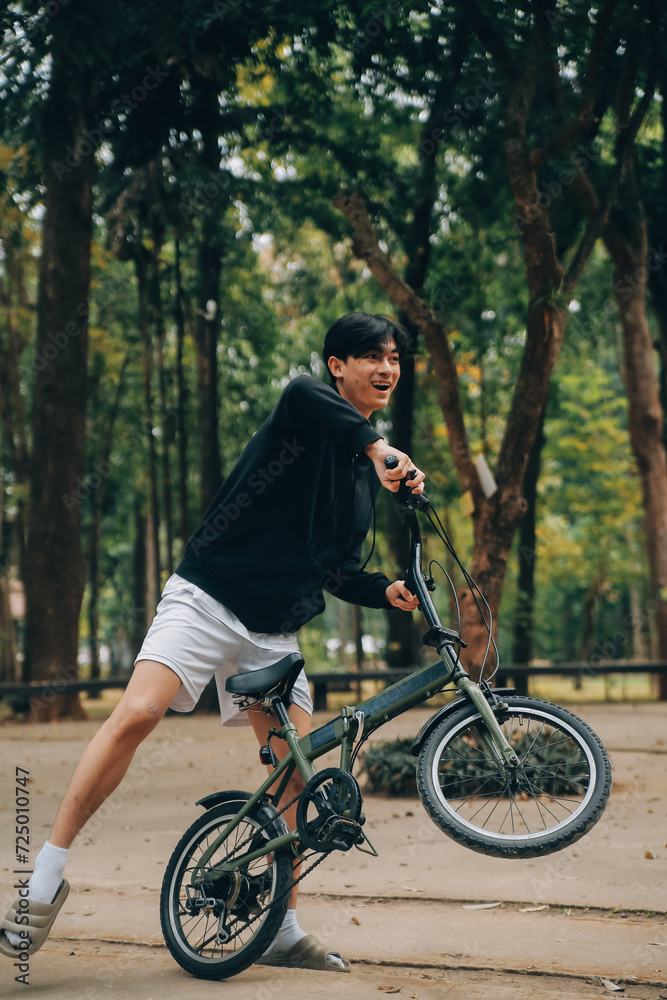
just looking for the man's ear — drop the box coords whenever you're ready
[328,356,344,378]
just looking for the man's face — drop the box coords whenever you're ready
[327,338,400,418]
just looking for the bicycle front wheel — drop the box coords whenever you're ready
[160,799,293,980]
[416,696,611,858]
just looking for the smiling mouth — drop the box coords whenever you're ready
[372,383,392,392]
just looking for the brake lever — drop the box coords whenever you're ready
[384,456,431,511]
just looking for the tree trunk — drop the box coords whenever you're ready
[0,237,30,582]
[87,353,129,695]
[606,211,667,699]
[336,188,570,678]
[193,81,225,514]
[150,236,174,577]
[174,237,191,548]
[135,247,161,602]
[0,438,18,682]
[131,500,148,659]
[511,406,546,694]
[23,39,98,720]
[351,603,364,672]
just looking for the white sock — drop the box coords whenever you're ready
[261,909,347,968]
[5,841,68,948]
[262,908,307,956]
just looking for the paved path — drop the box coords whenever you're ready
[1,701,666,996]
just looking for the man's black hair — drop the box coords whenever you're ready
[322,312,409,388]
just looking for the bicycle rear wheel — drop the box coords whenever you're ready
[416,696,611,858]
[160,798,292,980]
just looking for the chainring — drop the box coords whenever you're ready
[295,767,363,852]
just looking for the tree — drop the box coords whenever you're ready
[331,0,653,678]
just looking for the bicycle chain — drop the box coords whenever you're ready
[220,846,331,945]
[201,791,332,946]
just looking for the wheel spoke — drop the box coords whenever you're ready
[424,702,606,851]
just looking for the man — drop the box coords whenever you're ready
[1,311,424,971]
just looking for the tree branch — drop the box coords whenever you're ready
[334,190,478,494]
[529,0,621,171]
[563,45,657,293]
[462,0,519,83]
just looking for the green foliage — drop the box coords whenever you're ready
[0,1,662,693]
[438,729,588,799]
[360,738,417,797]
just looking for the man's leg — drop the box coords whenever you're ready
[49,660,182,847]
[247,702,311,909]
[1,660,181,952]
[247,702,350,971]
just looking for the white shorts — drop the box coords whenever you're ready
[134,574,312,727]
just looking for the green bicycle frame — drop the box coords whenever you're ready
[192,503,518,880]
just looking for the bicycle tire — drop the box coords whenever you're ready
[416,696,611,858]
[160,798,293,980]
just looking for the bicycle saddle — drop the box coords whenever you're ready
[225,652,305,699]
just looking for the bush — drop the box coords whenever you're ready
[360,729,588,800]
[359,738,417,797]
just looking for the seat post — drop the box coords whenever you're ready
[271,699,292,729]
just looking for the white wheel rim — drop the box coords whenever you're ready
[429,707,597,843]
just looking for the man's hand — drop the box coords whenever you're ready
[386,580,419,611]
[364,439,425,493]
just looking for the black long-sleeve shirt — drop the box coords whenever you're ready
[176,374,392,634]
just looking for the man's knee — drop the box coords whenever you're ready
[110,696,166,742]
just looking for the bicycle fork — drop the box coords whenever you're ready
[445,651,520,768]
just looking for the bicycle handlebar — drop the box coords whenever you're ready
[384,455,466,656]
[383,455,431,511]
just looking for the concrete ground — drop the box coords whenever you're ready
[1,700,666,998]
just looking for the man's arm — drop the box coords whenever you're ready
[364,439,425,493]
[278,375,381,454]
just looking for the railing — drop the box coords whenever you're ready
[1,661,666,713]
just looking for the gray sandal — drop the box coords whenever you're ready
[257,933,351,972]
[0,880,70,958]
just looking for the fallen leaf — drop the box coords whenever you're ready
[644,850,655,859]
[519,905,548,912]
[350,917,360,925]
[378,988,402,994]
[600,979,625,992]
[404,886,424,892]
[462,902,502,910]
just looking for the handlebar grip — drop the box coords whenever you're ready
[384,455,430,511]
